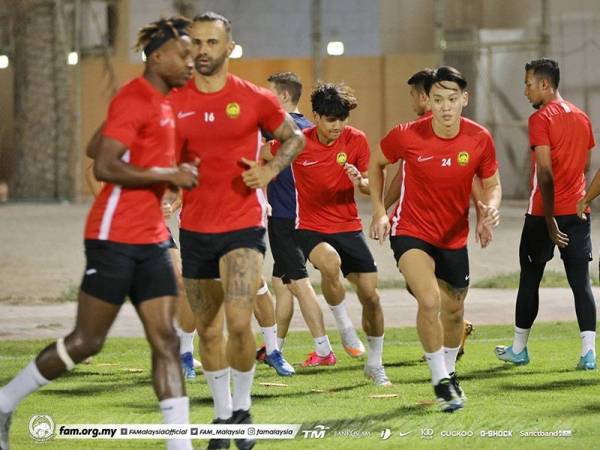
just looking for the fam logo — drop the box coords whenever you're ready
[301,424,330,439]
[457,151,470,166]
[28,414,55,442]
[336,152,348,165]
[225,102,241,119]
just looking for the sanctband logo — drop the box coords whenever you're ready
[301,424,330,439]
[28,415,55,442]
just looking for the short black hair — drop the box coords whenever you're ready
[525,58,560,89]
[407,68,434,93]
[268,72,303,105]
[193,11,232,38]
[425,66,467,95]
[311,82,358,119]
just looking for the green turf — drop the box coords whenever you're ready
[472,270,599,288]
[0,322,598,449]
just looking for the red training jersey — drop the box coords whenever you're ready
[527,99,595,216]
[171,74,286,233]
[381,116,498,249]
[273,126,370,233]
[84,77,175,244]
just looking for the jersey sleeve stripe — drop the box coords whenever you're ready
[390,161,406,235]
[254,130,267,227]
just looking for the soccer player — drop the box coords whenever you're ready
[258,72,336,364]
[369,66,501,412]
[272,82,390,384]
[0,17,197,450]
[496,58,597,370]
[385,69,475,360]
[171,12,305,450]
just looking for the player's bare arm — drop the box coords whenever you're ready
[241,115,305,188]
[368,147,391,244]
[93,135,199,189]
[535,145,569,247]
[578,165,600,218]
[260,142,274,162]
[85,124,104,159]
[383,166,403,210]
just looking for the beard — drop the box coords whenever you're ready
[194,52,227,76]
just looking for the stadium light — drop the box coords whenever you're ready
[230,44,243,59]
[326,41,344,56]
[67,51,79,65]
[0,55,9,69]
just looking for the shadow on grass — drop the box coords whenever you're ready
[500,378,600,391]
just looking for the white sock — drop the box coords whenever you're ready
[366,335,384,368]
[179,331,195,355]
[424,348,449,385]
[232,366,255,412]
[277,337,285,352]
[443,346,460,375]
[0,360,49,413]
[261,325,278,355]
[160,397,192,450]
[203,368,232,420]
[314,335,332,357]
[512,326,530,353]
[581,331,596,357]
[330,303,354,331]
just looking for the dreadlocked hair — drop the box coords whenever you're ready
[134,16,191,52]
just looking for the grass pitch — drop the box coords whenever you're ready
[0,322,598,449]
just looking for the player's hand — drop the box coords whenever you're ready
[475,218,493,248]
[241,157,276,188]
[266,202,273,217]
[477,201,500,229]
[170,159,199,189]
[344,163,362,186]
[369,210,390,245]
[577,198,589,220]
[546,217,569,248]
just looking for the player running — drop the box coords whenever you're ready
[0,17,197,450]
[271,82,389,384]
[369,66,501,412]
[171,12,305,450]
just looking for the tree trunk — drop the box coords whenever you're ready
[11,0,74,200]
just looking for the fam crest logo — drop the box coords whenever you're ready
[336,152,348,165]
[457,151,470,166]
[28,414,55,442]
[226,102,241,119]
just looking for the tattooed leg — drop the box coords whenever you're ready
[183,278,227,371]
[438,279,469,348]
[219,248,263,371]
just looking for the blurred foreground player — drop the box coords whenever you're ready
[0,17,197,450]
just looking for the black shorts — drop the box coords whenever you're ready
[80,239,177,305]
[520,214,592,263]
[296,229,377,277]
[268,217,308,283]
[180,227,266,279]
[167,228,178,249]
[390,235,470,288]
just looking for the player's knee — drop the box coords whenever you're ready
[319,259,342,281]
[151,327,180,358]
[360,289,380,309]
[417,294,441,317]
[68,332,105,358]
[226,315,252,338]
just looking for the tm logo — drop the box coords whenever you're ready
[302,425,330,439]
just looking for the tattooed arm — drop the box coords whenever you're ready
[241,115,305,188]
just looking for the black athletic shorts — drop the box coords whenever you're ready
[180,227,266,279]
[268,217,308,283]
[296,229,377,277]
[390,235,470,288]
[80,239,177,305]
[167,227,178,249]
[519,214,592,263]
